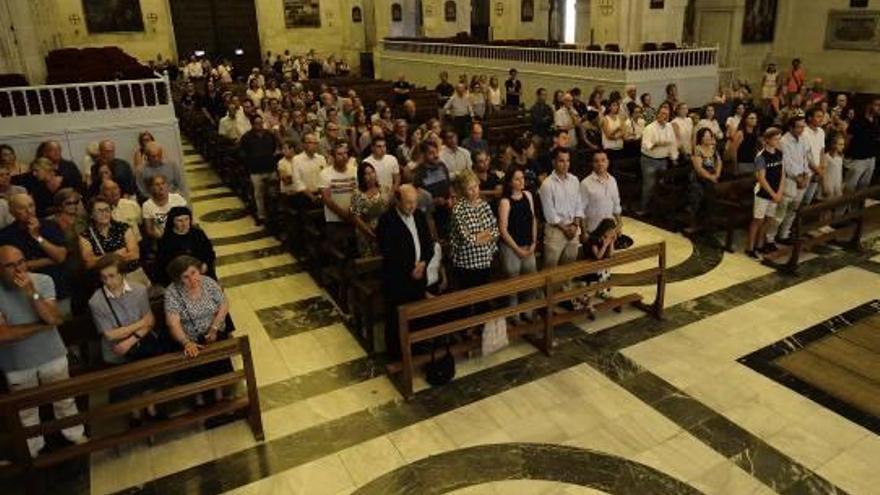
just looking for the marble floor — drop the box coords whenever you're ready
[46,142,880,495]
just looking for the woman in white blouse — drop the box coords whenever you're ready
[487,76,502,112]
[696,105,724,141]
[671,102,694,159]
[246,79,265,110]
[600,100,627,160]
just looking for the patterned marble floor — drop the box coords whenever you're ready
[70,142,880,495]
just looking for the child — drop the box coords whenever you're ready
[584,218,618,300]
[823,133,845,201]
[746,127,785,258]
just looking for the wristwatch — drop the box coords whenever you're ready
[35,236,45,244]
[32,292,41,301]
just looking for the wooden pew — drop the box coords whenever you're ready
[387,242,666,398]
[347,255,384,353]
[0,337,263,491]
[764,185,880,273]
[708,175,756,252]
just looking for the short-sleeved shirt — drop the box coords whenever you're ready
[846,115,880,160]
[88,282,151,364]
[0,273,66,372]
[142,194,188,237]
[364,154,400,191]
[319,164,357,222]
[111,198,142,242]
[0,220,70,299]
[164,277,226,341]
[755,148,784,199]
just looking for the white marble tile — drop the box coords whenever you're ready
[90,442,154,495]
[688,459,770,495]
[207,420,260,459]
[632,431,727,485]
[338,435,405,486]
[217,254,297,278]
[449,481,610,495]
[388,419,457,463]
[214,237,281,257]
[148,427,216,479]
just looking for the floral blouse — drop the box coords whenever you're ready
[350,188,389,256]
[164,276,226,341]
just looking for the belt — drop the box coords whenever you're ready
[641,154,669,161]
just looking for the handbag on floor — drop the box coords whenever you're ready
[424,338,456,387]
[481,317,509,356]
[614,234,634,250]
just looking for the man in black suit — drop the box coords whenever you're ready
[377,184,434,359]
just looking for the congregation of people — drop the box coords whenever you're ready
[2,51,879,459]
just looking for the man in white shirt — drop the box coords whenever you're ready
[363,137,401,191]
[580,151,622,234]
[540,148,583,271]
[801,108,826,207]
[101,179,142,242]
[142,175,187,241]
[320,142,358,250]
[439,131,473,178]
[639,106,679,212]
[218,104,242,142]
[184,56,203,80]
[287,133,326,208]
[554,93,580,147]
[768,116,811,244]
[621,85,639,118]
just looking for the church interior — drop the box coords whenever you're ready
[0,0,879,494]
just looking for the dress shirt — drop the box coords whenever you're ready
[218,116,240,141]
[780,132,811,178]
[291,152,326,193]
[439,145,473,178]
[397,208,420,262]
[802,126,826,170]
[539,171,583,226]
[554,107,579,146]
[580,172,622,233]
[444,94,473,117]
[641,121,680,161]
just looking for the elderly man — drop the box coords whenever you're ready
[94,140,137,197]
[639,106,679,213]
[461,123,489,156]
[35,140,83,194]
[401,99,418,125]
[439,131,473,179]
[0,194,70,315]
[136,142,189,201]
[239,115,279,224]
[377,184,434,359]
[0,245,87,457]
[101,179,142,242]
[554,93,581,147]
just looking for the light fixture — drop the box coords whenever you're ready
[235,48,244,55]
[194,50,206,57]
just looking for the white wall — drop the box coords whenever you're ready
[696,0,880,92]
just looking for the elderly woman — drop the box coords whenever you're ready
[156,206,216,285]
[164,255,231,403]
[449,169,499,289]
[79,196,147,286]
[350,162,389,257]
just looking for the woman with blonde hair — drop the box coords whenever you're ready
[449,169,498,289]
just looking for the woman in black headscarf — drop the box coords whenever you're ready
[155,206,216,285]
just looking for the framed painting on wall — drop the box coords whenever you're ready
[521,0,534,22]
[741,0,777,43]
[825,10,880,50]
[82,0,145,33]
[284,0,321,28]
[444,1,457,22]
[392,3,402,21]
[352,6,362,22]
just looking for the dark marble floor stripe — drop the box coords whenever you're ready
[190,191,238,203]
[215,245,288,267]
[113,249,872,495]
[183,149,198,155]
[210,229,271,246]
[219,262,304,289]
[191,182,226,192]
[352,443,704,495]
[200,208,250,223]
[255,295,341,339]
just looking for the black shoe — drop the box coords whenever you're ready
[776,237,793,246]
[745,250,759,259]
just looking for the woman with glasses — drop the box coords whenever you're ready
[79,196,148,286]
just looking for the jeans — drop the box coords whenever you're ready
[500,244,539,313]
[640,155,669,211]
[5,356,85,457]
[249,172,276,220]
[768,177,806,241]
[843,158,876,194]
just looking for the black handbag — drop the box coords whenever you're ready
[614,233,634,250]
[424,339,456,387]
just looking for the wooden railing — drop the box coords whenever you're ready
[381,40,717,72]
[0,73,172,118]
[0,336,263,481]
[389,242,666,398]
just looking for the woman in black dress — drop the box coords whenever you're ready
[155,206,216,285]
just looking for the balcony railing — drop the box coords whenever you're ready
[381,40,717,72]
[0,73,172,119]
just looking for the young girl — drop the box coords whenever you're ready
[824,133,845,201]
[584,218,617,301]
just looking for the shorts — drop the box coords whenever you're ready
[753,195,777,219]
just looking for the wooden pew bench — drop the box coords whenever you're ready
[0,337,263,492]
[387,242,667,398]
[708,176,755,252]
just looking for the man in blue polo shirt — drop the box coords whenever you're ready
[0,245,86,457]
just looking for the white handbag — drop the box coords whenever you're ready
[481,317,509,356]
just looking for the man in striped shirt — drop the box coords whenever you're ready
[320,142,358,251]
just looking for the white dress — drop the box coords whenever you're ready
[672,116,694,156]
[762,72,779,99]
[824,153,843,199]
[601,115,624,150]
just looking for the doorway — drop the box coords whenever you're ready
[169,0,261,73]
[471,0,490,41]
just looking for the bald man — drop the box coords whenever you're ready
[376,184,434,359]
[92,140,137,197]
[135,142,189,201]
[0,245,86,456]
[0,194,70,314]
